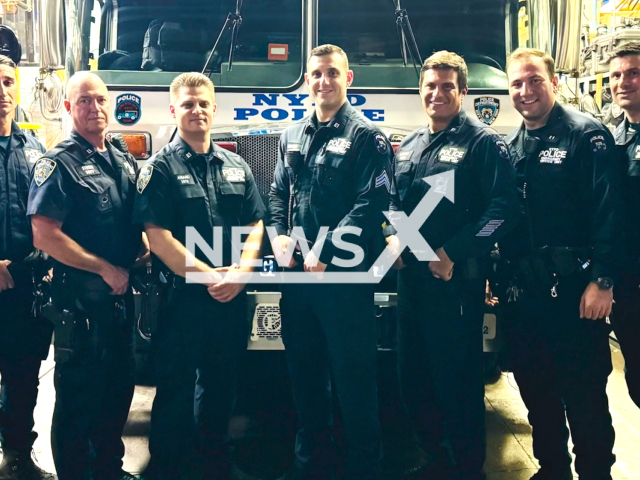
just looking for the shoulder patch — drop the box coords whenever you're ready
[137,165,153,193]
[490,134,510,159]
[33,158,57,186]
[374,133,388,154]
[589,133,608,154]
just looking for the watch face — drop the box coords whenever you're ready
[598,277,614,289]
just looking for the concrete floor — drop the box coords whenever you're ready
[10,344,640,479]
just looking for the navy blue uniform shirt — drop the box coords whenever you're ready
[0,121,46,262]
[614,117,640,260]
[504,102,624,283]
[268,101,393,268]
[27,130,142,274]
[388,110,520,269]
[133,136,265,268]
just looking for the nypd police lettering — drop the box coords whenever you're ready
[539,147,568,164]
[325,138,352,155]
[24,148,43,164]
[234,94,385,122]
[222,167,246,182]
[438,146,466,164]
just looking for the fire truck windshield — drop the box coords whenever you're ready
[319,0,518,90]
[90,0,516,91]
[94,0,303,88]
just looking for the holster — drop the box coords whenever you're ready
[7,250,52,317]
[131,266,170,339]
[41,301,77,363]
[44,271,124,363]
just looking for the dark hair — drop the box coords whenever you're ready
[0,54,17,70]
[307,44,349,70]
[420,51,468,90]
[611,41,640,60]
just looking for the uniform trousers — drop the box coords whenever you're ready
[611,268,640,408]
[504,275,615,479]
[0,273,53,455]
[280,282,381,480]
[50,278,135,480]
[146,285,249,480]
[396,269,486,480]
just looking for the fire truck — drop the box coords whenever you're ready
[38,0,583,359]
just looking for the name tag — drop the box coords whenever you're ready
[76,164,101,177]
[222,167,245,182]
[397,150,413,162]
[175,174,195,185]
[634,145,640,161]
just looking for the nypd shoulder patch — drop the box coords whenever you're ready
[374,133,388,154]
[490,135,510,159]
[34,158,57,186]
[589,133,608,154]
[137,165,153,193]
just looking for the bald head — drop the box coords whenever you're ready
[64,72,111,143]
[66,72,108,102]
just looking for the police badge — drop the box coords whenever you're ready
[137,165,153,193]
[474,97,500,125]
[33,158,57,186]
[123,161,136,177]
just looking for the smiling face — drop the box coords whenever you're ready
[170,85,217,137]
[508,56,558,129]
[0,64,17,120]
[305,52,353,119]
[610,54,640,119]
[419,68,467,130]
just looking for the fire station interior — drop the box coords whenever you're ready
[1,0,640,479]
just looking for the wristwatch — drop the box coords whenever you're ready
[594,277,614,290]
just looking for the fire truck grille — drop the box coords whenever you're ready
[212,134,281,196]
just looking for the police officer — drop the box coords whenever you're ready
[27,72,143,480]
[0,55,56,480]
[608,41,640,410]
[501,48,622,480]
[384,51,520,480]
[268,44,391,480]
[134,73,264,480]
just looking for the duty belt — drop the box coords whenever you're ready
[506,246,591,300]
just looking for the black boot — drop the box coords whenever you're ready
[0,451,57,480]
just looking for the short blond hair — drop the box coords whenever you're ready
[507,48,555,80]
[170,72,215,102]
[420,51,468,91]
[307,44,349,70]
